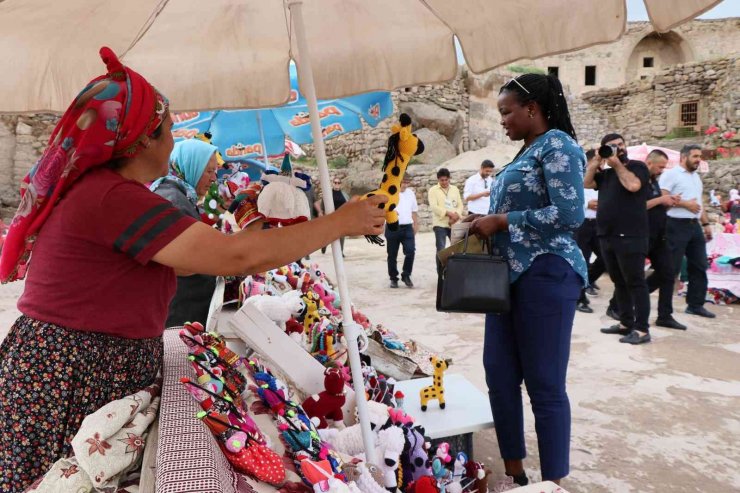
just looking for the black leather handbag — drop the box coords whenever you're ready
[436,231,510,314]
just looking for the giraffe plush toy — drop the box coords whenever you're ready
[362,113,424,246]
[420,356,450,411]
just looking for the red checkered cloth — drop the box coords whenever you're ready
[157,329,257,493]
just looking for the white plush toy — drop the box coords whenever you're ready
[361,426,406,492]
[318,401,390,456]
[244,290,305,330]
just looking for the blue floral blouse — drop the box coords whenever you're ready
[489,129,588,285]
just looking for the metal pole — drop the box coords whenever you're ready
[255,111,270,167]
[288,0,377,465]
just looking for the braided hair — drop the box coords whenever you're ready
[500,74,577,140]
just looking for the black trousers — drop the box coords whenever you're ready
[386,224,416,281]
[576,219,606,285]
[576,219,606,304]
[600,236,650,332]
[645,236,676,320]
[666,218,708,309]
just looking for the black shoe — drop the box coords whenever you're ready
[585,286,598,296]
[506,472,529,487]
[655,317,687,330]
[577,301,594,313]
[619,330,651,345]
[685,306,716,318]
[401,275,414,288]
[606,307,620,321]
[390,280,399,289]
[600,324,631,336]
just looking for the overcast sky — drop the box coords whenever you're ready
[626,0,738,20]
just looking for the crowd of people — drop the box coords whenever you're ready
[0,45,730,493]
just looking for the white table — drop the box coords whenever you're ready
[394,374,494,457]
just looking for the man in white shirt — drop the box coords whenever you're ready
[659,144,715,318]
[575,150,606,313]
[463,160,495,215]
[386,177,419,288]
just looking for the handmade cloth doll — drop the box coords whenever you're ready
[420,356,450,411]
[244,290,305,330]
[230,182,265,230]
[362,113,424,245]
[259,154,312,226]
[302,367,346,429]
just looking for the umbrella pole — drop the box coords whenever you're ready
[256,111,270,167]
[288,0,378,465]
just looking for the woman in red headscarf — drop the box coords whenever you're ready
[0,48,387,491]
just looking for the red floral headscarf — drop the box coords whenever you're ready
[0,47,169,282]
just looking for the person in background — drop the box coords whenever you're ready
[294,166,317,259]
[722,188,740,225]
[386,176,419,288]
[464,159,495,215]
[150,139,218,327]
[428,167,463,252]
[584,133,652,345]
[643,149,686,330]
[0,48,386,492]
[575,149,604,313]
[469,73,586,488]
[316,176,350,256]
[660,144,715,318]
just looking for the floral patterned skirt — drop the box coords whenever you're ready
[0,316,163,493]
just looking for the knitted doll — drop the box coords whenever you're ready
[259,154,312,226]
[362,113,424,246]
[301,367,346,429]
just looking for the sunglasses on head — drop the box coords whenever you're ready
[507,77,530,94]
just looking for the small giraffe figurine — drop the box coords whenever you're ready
[420,356,450,411]
[302,291,322,334]
[362,113,424,246]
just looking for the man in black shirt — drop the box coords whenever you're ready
[584,133,651,345]
[644,150,687,330]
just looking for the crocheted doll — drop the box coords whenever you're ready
[302,367,346,429]
[244,290,305,330]
[420,356,450,412]
[259,154,312,226]
[362,113,424,246]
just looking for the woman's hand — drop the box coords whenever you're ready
[336,195,388,236]
[470,214,508,238]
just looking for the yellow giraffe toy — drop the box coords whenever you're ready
[362,113,424,245]
[420,356,450,411]
[302,291,322,334]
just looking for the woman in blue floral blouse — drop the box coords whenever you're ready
[469,74,587,487]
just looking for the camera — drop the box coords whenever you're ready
[598,144,619,159]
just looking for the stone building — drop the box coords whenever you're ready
[525,18,740,96]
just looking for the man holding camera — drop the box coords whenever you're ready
[659,144,715,318]
[584,133,651,345]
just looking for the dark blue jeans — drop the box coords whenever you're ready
[484,254,581,480]
[666,218,708,308]
[386,224,415,281]
[433,226,451,252]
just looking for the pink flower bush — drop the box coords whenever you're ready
[705,125,719,135]
[722,130,736,140]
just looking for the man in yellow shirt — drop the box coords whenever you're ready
[427,167,464,252]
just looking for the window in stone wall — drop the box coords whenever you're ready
[643,57,654,68]
[585,66,596,86]
[680,101,699,127]
[547,66,559,78]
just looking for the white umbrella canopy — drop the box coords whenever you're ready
[0,0,723,113]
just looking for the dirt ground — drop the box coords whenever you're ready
[1,231,738,492]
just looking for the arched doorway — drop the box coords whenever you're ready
[626,31,694,81]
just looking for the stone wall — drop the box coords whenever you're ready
[575,56,737,146]
[526,18,740,96]
[304,68,470,165]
